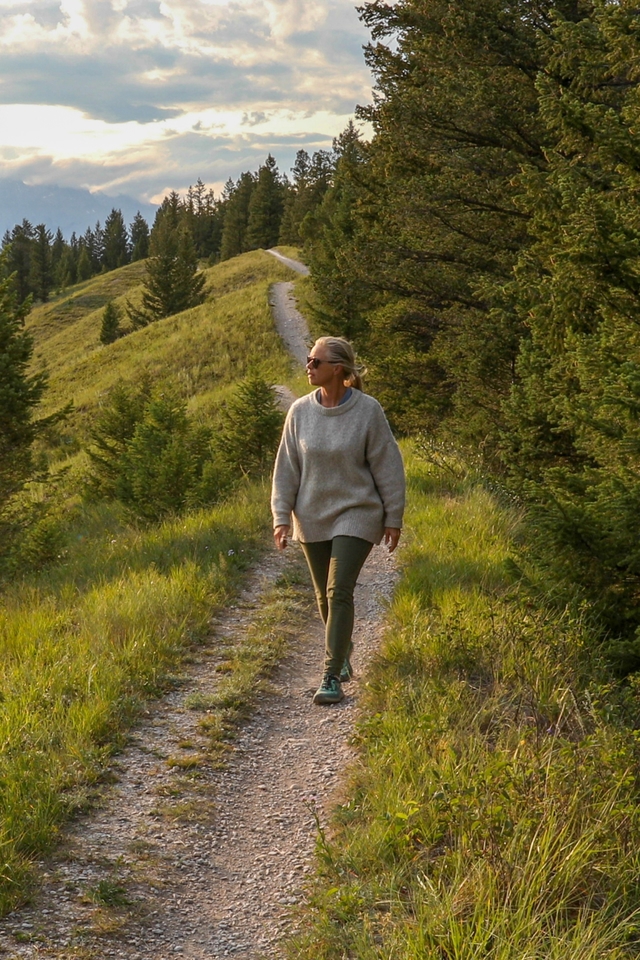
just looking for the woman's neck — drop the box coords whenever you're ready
[319,382,348,408]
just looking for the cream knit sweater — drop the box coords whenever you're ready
[271,389,405,544]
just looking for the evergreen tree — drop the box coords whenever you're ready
[128,219,205,326]
[245,155,284,250]
[0,255,48,508]
[306,1,553,443]
[51,229,66,277]
[92,222,104,272]
[302,124,371,342]
[76,245,92,282]
[151,191,181,239]
[4,221,35,302]
[280,149,332,244]
[29,224,53,302]
[215,375,284,477]
[56,247,77,289]
[100,301,122,344]
[102,208,130,270]
[86,381,216,520]
[497,0,640,633]
[83,226,100,274]
[184,180,225,260]
[130,212,150,261]
[219,173,255,260]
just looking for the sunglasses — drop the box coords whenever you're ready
[306,356,337,369]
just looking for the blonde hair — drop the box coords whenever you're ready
[314,336,367,391]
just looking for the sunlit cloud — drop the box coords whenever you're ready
[0,0,372,200]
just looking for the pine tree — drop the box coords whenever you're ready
[215,375,284,477]
[245,155,284,250]
[92,222,104,272]
[306,1,550,443]
[83,226,100,274]
[56,247,77,289]
[4,221,35,302]
[102,208,130,270]
[302,124,371,342]
[219,173,255,260]
[130,212,150,261]
[151,191,181,239]
[183,180,225,260]
[280,150,332,244]
[76,245,92,282]
[100,301,121,344]
[498,0,640,633]
[0,255,48,508]
[128,219,205,326]
[29,224,53,302]
[51,229,66,276]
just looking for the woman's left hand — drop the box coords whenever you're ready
[384,528,401,553]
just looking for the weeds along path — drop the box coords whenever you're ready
[0,252,399,958]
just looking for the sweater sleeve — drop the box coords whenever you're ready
[270,408,301,529]
[365,402,406,528]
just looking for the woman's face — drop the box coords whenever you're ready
[306,345,342,388]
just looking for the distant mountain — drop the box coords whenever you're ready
[0,180,158,238]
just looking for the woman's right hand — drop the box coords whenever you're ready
[274,525,291,550]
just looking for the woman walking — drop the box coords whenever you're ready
[271,336,405,705]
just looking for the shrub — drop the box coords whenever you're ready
[99,301,121,344]
[215,374,284,478]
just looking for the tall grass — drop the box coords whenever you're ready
[0,485,271,914]
[0,250,306,913]
[291,448,640,959]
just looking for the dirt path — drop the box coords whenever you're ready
[265,250,310,277]
[267,252,311,369]
[0,257,398,959]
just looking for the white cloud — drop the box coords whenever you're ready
[0,0,372,199]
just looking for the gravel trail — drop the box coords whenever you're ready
[0,257,398,959]
[267,252,311,369]
[265,250,310,276]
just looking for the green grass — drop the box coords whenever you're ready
[0,485,270,914]
[188,556,312,756]
[28,250,298,445]
[0,249,308,914]
[290,446,640,959]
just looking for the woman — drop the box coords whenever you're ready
[271,336,405,705]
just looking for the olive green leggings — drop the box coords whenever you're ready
[300,536,373,678]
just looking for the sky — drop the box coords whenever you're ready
[0,0,373,203]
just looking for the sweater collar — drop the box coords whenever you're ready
[310,387,362,416]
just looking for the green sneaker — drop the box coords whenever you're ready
[339,641,354,683]
[313,674,344,705]
[339,658,353,683]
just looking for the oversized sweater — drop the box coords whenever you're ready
[271,389,405,544]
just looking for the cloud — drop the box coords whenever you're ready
[0,0,371,199]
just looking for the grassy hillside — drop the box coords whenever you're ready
[28,251,297,444]
[0,250,304,914]
[291,446,640,959]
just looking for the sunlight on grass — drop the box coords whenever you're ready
[28,250,298,442]
[289,445,640,959]
[0,484,270,914]
[0,248,310,914]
